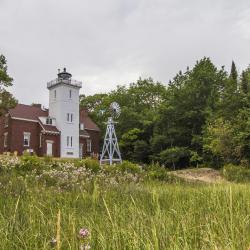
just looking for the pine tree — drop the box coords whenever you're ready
[229,61,238,91]
[230,61,238,81]
[240,68,250,94]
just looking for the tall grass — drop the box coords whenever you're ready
[0,181,249,249]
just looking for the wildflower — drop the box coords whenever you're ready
[79,228,89,238]
[50,238,57,247]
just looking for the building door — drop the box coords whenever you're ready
[47,142,53,156]
[79,143,83,158]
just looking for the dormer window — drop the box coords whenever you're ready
[46,117,53,125]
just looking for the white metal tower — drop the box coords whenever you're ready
[100,103,122,165]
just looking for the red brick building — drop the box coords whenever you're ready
[0,103,100,157]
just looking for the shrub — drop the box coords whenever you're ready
[18,154,44,172]
[159,147,190,169]
[118,161,141,174]
[82,158,100,173]
[223,164,250,182]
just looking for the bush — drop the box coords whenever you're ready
[82,158,100,173]
[118,161,142,174]
[18,154,44,172]
[223,164,250,182]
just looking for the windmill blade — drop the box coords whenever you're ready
[110,102,121,119]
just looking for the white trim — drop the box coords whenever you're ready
[38,120,46,130]
[84,128,100,131]
[38,120,59,135]
[79,135,90,138]
[39,133,42,148]
[23,132,31,147]
[12,117,38,123]
[41,130,60,135]
[87,139,92,152]
[46,140,54,144]
[4,132,8,148]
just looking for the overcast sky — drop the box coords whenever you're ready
[1,0,250,106]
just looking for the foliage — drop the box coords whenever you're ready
[82,157,100,173]
[223,164,250,182]
[0,55,13,87]
[0,161,249,249]
[80,57,250,168]
[117,160,142,174]
[159,147,190,169]
[0,55,17,115]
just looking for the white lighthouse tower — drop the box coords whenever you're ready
[47,68,82,158]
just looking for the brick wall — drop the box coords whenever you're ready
[10,119,40,155]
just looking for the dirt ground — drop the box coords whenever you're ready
[170,167,226,184]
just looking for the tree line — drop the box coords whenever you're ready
[1,54,249,169]
[81,58,250,169]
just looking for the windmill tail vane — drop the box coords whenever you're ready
[100,102,122,165]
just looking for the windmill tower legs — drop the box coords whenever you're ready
[100,117,122,165]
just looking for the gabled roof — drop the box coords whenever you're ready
[38,120,60,134]
[9,104,48,121]
[8,104,100,132]
[80,108,100,131]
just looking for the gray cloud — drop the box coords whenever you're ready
[1,0,250,106]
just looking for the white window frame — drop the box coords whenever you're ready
[66,113,73,123]
[87,139,92,152]
[46,117,53,125]
[23,132,31,147]
[4,132,8,148]
[39,133,42,148]
[80,123,84,130]
[4,114,8,128]
[67,136,73,147]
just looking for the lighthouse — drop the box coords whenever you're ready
[47,68,82,158]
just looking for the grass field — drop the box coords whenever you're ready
[0,156,249,249]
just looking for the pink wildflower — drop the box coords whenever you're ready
[79,228,89,238]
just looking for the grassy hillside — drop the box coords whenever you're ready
[0,156,249,249]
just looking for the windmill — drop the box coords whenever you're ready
[100,102,122,165]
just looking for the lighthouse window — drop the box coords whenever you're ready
[67,113,73,122]
[69,89,72,99]
[54,90,56,99]
[67,136,73,147]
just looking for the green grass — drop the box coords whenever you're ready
[0,180,249,249]
[0,156,249,249]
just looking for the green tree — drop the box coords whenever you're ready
[0,55,17,114]
[0,55,13,87]
[240,68,250,95]
[152,57,226,166]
